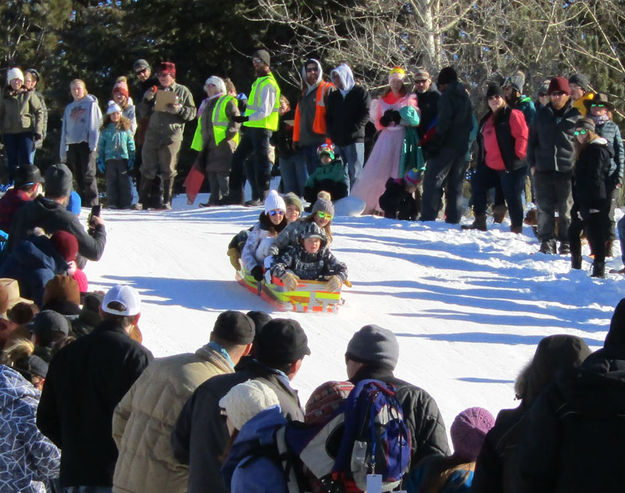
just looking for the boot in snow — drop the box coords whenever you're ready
[461,214,487,231]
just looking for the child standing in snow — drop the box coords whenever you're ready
[97,100,135,209]
[270,222,347,292]
[568,118,612,278]
[241,190,288,281]
[304,143,348,205]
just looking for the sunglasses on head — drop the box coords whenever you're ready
[574,129,588,136]
[317,211,333,220]
[268,209,285,216]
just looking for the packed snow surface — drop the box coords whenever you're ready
[85,194,624,428]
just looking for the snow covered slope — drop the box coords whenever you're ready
[85,194,625,427]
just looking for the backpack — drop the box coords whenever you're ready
[287,379,411,493]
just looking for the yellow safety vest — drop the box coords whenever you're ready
[244,72,280,131]
[212,94,240,146]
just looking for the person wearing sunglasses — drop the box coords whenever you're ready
[527,76,581,255]
[584,93,624,259]
[241,190,288,282]
[568,118,612,278]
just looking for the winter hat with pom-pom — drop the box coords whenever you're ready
[7,67,24,84]
[107,100,122,115]
[451,407,495,462]
[312,198,335,217]
[113,78,129,97]
[264,190,286,213]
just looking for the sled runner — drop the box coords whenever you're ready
[235,267,343,313]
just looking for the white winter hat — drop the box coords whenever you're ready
[101,285,141,316]
[106,100,122,115]
[219,380,280,431]
[7,67,24,84]
[264,190,286,214]
[204,76,226,95]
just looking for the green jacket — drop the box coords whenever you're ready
[0,88,44,135]
[139,82,196,144]
[97,123,136,165]
[305,159,347,189]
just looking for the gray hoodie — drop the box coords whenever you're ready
[60,95,102,161]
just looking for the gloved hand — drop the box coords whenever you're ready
[227,247,241,270]
[250,265,264,281]
[281,272,300,291]
[97,160,105,174]
[380,109,394,127]
[326,275,343,292]
[232,115,249,123]
[391,110,402,124]
[143,86,157,101]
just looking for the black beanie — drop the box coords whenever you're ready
[437,67,457,86]
[486,84,504,99]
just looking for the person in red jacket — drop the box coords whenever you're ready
[0,165,43,232]
[463,84,528,233]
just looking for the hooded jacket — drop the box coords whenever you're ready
[0,87,44,135]
[6,195,106,261]
[472,335,591,493]
[293,59,333,146]
[527,100,580,173]
[517,322,625,493]
[325,64,371,146]
[60,94,102,161]
[594,119,624,184]
[241,213,288,271]
[221,407,289,493]
[0,365,60,493]
[112,345,234,493]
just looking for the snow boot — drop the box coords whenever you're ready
[539,239,556,254]
[461,214,487,231]
[591,260,605,278]
[162,178,174,209]
[558,242,571,255]
[524,209,538,226]
[605,240,614,258]
[493,204,507,224]
[571,255,582,270]
[510,225,523,234]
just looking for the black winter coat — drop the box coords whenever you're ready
[416,88,440,138]
[325,85,371,146]
[350,366,450,469]
[379,178,419,220]
[516,348,625,493]
[6,196,106,261]
[170,358,304,493]
[426,81,473,155]
[527,101,580,173]
[572,139,613,214]
[36,319,153,487]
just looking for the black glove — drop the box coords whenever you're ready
[391,110,401,124]
[250,265,264,281]
[232,115,249,123]
[379,114,391,127]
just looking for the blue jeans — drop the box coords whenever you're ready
[280,151,307,197]
[230,127,272,201]
[63,487,112,493]
[302,143,321,175]
[336,142,364,193]
[472,165,527,228]
[3,132,34,180]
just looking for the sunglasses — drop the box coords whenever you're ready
[317,211,333,220]
[574,129,588,136]
[591,103,605,108]
[269,209,285,216]
[550,91,565,96]
[135,68,148,75]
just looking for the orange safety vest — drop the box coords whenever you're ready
[293,80,334,142]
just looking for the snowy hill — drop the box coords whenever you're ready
[85,193,625,427]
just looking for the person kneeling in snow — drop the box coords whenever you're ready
[270,222,347,292]
[241,190,288,281]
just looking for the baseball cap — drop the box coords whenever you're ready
[28,310,71,346]
[101,285,141,316]
[212,311,255,345]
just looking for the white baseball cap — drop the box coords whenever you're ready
[101,285,141,316]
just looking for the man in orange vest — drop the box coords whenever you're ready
[288,59,334,197]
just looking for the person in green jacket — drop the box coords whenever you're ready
[304,143,348,204]
[0,67,43,184]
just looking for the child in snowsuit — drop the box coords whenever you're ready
[270,222,347,292]
[568,118,613,278]
[304,143,348,205]
[97,100,135,209]
[241,190,288,281]
[379,167,421,220]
